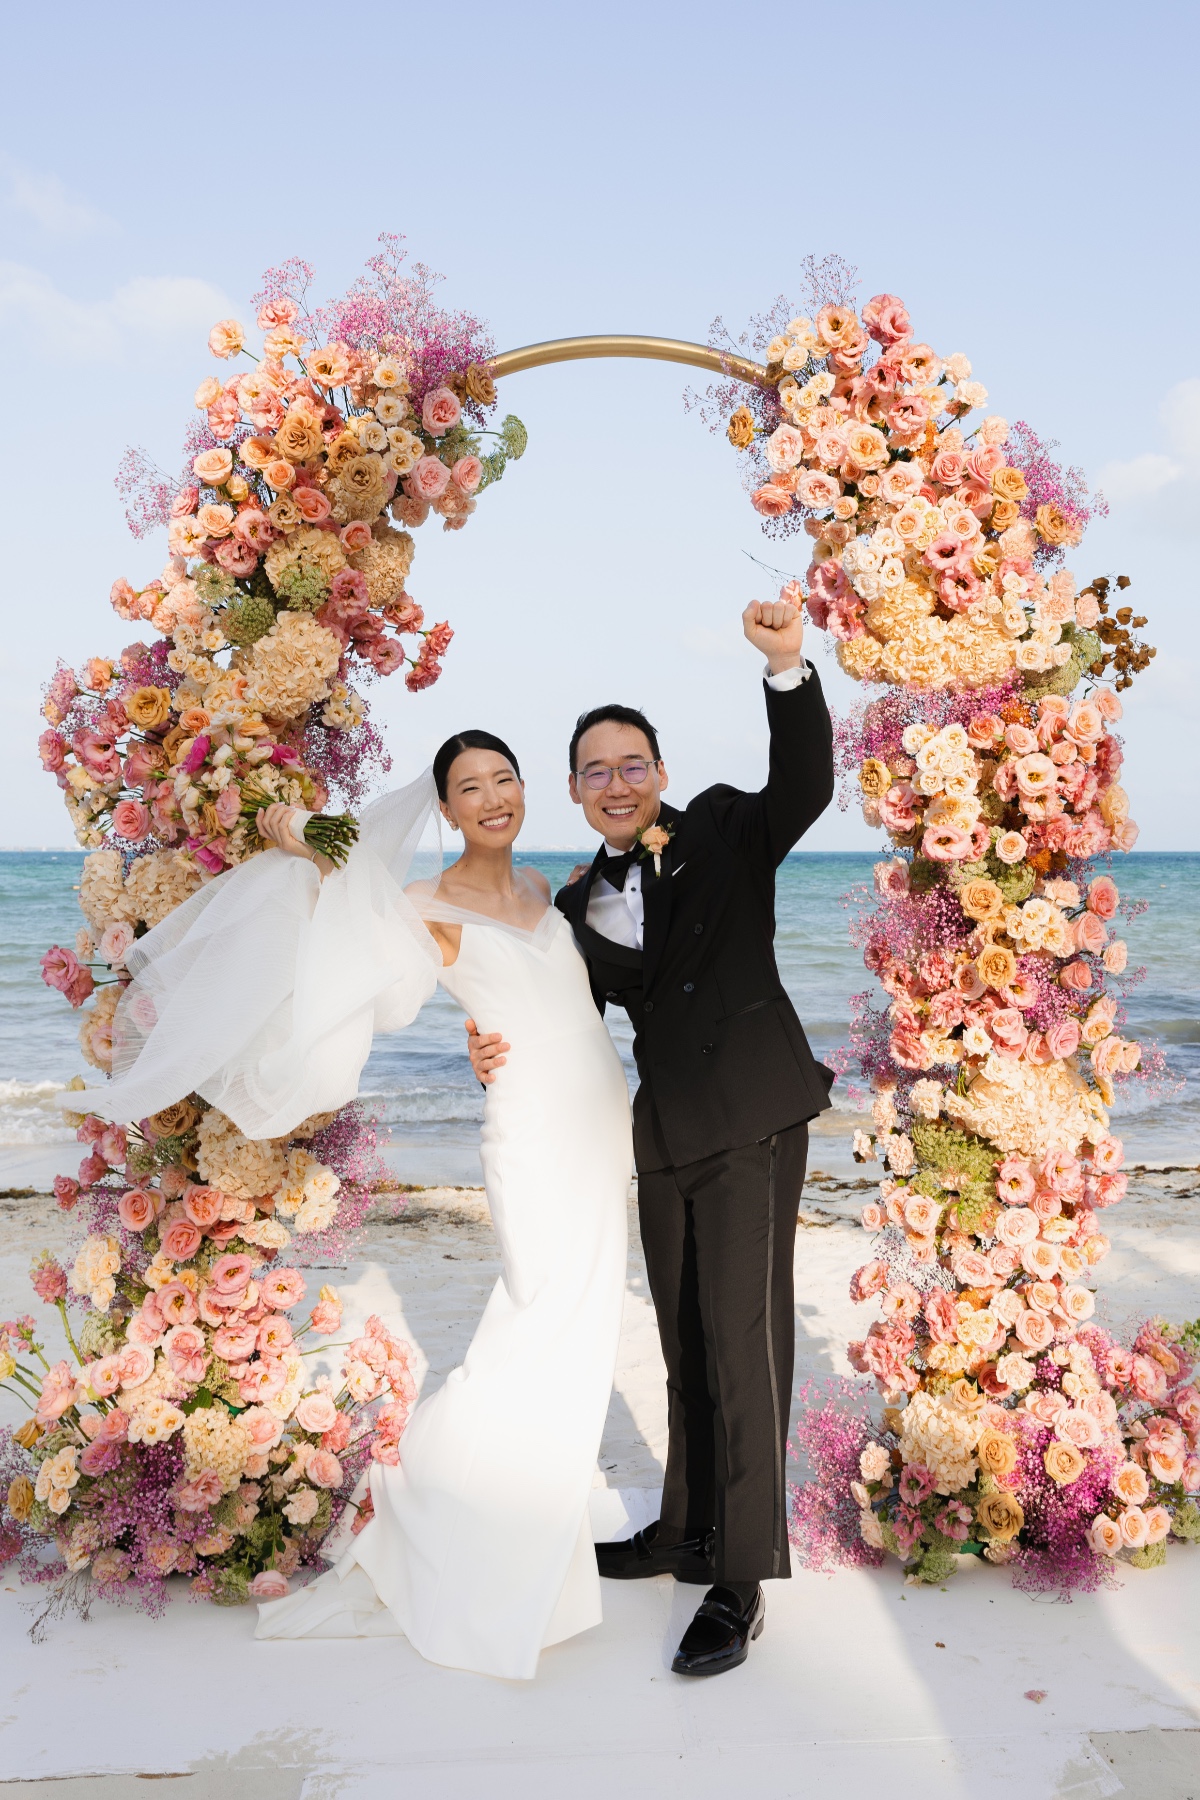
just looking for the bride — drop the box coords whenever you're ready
[83,731,633,1681]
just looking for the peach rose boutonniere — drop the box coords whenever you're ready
[636,822,674,877]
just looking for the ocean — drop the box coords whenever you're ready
[2,850,1196,1186]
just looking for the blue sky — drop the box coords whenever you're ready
[2,0,1197,848]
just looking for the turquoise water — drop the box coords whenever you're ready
[4,850,1197,1174]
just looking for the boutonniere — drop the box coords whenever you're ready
[636,822,674,877]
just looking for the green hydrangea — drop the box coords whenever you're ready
[272,564,329,611]
[192,565,238,606]
[994,863,1037,904]
[911,1120,998,1193]
[78,1313,120,1359]
[477,448,507,491]
[1130,1540,1168,1570]
[224,594,279,644]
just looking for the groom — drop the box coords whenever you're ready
[470,598,834,1676]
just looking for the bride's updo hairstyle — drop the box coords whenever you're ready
[433,730,522,800]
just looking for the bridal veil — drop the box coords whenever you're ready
[76,772,443,1139]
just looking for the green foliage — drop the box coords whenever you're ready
[500,414,528,459]
[1175,1318,1200,1357]
[208,1566,251,1606]
[224,593,279,645]
[1130,1540,1168,1570]
[1170,1500,1200,1543]
[907,1532,959,1584]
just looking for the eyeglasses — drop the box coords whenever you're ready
[575,760,657,791]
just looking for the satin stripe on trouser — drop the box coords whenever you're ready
[636,1122,808,1583]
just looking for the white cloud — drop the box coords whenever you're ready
[1097,379,1200,527]
[0,262,234,359]
[1,157,111,235]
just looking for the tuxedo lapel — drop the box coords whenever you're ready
[641,802,682,990]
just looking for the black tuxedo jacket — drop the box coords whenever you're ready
[555,671,836,1170]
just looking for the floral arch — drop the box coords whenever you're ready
[5,243,1195,1616]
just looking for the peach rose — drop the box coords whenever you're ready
[193,447,233,485]
[994,831,1028,865]
[181,1184,223,1229]
[1073,912,1107,954]
[1015,1309,1055,1351]
[1044,1440,1086,1485]
[1059,960,1093,993]
[1086,876,1119,919]
[1118,1505,1149,1548]
[295,1393,339,1435]
[1088,1513,1122,1556]
[196,502,235,539]
[160,1217,203,1261]
[117,1189,158,1232]
[306,1449,344,1489]
[977,1428,1018,1479]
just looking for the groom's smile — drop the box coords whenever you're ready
[568,721,668,851]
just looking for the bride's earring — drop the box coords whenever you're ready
[447,819,460,833]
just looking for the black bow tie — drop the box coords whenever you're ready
[601,848,638,891]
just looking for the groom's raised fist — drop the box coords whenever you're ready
[742,598,805,675]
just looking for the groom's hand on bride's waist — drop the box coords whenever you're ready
[466,1018,510,1084]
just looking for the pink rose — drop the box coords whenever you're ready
[117,1344,154,1388]
[257,298,299,331]
[99,922,135,967]
[164,1323,210,1383]
[1059,960,1093,992]
[996,1158,1036,1204]
[306,1449,344,1490]
[295,1392,340,1434]
[160,1217,203,1261]
[181,1184,224,1230]
[1015,1310,1055,1351]
[112,799,151,842]
[995,1206,1039,1248]
[408,455,452,500]
[118,1188,159,1232]
[1087,877,1119,919]
[420,386,462,436]
[249,1569,290,1599]
[1044,1018,1081,1060]
[923,1288,958,1344]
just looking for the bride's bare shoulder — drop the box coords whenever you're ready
[524,868,552,902]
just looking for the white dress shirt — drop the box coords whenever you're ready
[584,660,810,950]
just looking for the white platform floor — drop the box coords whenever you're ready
[2,1174,1198,1798]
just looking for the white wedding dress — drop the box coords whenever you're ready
[78,774,632,1680]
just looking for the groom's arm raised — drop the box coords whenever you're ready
[706,600,834,865]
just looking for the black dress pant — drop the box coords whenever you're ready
[636,1121,808,1583]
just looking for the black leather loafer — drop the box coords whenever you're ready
[671,1584,765,1676]
[595,1521,715,1584]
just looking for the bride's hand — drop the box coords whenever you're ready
[257,804,316,862]
[466,1017,509,1084]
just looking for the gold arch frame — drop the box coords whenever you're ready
[489,335,772,390]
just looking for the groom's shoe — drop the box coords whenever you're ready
[595,1521,714,1584]
[671,1584,765,1677]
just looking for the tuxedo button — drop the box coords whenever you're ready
[605,991,619,1001]
[644,1001,655,1013]
[683,982,694,993]
[694,923,704,935]
[701,1043,713,1054]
